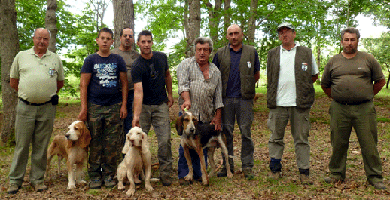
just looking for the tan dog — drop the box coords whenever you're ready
[117,127,153,196]
[47,121,91,189]
[176,111,233,186]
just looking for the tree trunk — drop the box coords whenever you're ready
[0,0,19,146]
[247,0,258,45]
[185,0,200,58]
[223,0,231,37]
[204,0,221,53]
[45,0,57,53]
[113,0,135,49]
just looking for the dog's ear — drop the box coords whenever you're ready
[122,134,130,154]
[78,122,91,148]
[193,117,198,127]
[175,116,184,136]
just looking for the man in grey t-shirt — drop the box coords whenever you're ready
[321,27,386,189]
[111,28,140,135]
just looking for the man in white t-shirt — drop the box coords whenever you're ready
[266,22,319,185]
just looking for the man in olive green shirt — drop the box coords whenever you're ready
[8,28,64,194]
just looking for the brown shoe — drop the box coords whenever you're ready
[178,178,191,186]
[268,171,281,180]
[242,168,255,180]
[324,176,343,184]
[33,183,48,192]
[300,174,313,185]
[7,183,21,194]
[368,180,387,190]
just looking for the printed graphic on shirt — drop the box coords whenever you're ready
[94,63,118,87]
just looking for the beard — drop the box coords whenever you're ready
[343,46,357,54]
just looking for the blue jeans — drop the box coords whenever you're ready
[123,90,134,135]
[178,145,208,179]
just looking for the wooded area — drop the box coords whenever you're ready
[0,0,389,145]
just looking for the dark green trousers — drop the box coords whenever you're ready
[328,100,382,183]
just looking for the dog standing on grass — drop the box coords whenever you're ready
[47,121,91,189]
[176,111,233,186]
[117,127,153,196]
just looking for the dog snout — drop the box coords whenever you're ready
[190,127,195,133]
[65,134,70,139]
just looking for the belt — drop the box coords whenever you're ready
[19,98,51,106]
[334,99,371,105]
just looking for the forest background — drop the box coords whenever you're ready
[1,0,390,198]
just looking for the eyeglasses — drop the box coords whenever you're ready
[123,34,133,38]
[150,63,157,80]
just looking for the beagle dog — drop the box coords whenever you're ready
[47,121,91,189]
[117,127,153,196]
[175,111,233,186]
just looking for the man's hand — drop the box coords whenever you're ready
[78,109,88,122]
[167,95,174,108]
[211,116,222,131]
[132,116,140,128]
[181,99,191,111]
[120,104,127,119]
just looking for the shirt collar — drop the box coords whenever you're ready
[28,47,52,57]
[281,44,297,52]
[229,44,243,53]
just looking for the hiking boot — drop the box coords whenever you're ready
[33,183,48,192]
[299,174,313,185]
[104,177,116,188]
[89,178,102,189]
[160,174,172,186]
[179,178,191,186]
[324,176,343,184]
[7,183,21,194]
[242,168,255,180]
[268,171,281,180]
[368,180,387,190]
[217,168,234,177]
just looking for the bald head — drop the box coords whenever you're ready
[226,24,243,49]
[33,28,50,54]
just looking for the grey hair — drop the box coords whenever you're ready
[341,27,360,39]
[193,37,213,52]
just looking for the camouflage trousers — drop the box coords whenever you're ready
[87,102,124,180]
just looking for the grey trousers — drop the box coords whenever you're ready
[140,103,173,176]
[267,106,311,170]
[9,100,56,186]
[328,100,382,183]
[222,97,254,170]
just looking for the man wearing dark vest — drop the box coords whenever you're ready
[212,24,260,180]
[266,22,318,185]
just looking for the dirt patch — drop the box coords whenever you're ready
[1,95,390,199]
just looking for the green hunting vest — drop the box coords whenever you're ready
[266,46,315,109]
[217,45,256,100]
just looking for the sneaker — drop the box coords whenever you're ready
[242,168,255,180]
[89,178,102,189]
[7,183,21,194]
[104,177,116,188]
[368,180,387,190]
[33,183,48,192]
[217,168,234,177]
[178,178,191,186]
[324,176,343,184]
[299,174,313,185]
[268,171,281,180]
[160,174,172,186]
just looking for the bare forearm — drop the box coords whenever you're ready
[373,79,386,95]
[10,78,19,91]
[321,85,332,98]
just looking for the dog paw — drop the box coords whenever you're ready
[77,180,87,184]
[67,184,76,190]
[126,189,135,196]
[145,184,154,191]
[184,175,193,181]
[117,183,125,190]
[227,172,233,178]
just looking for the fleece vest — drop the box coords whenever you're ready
[267,46,315,109]
[217,45,256,100]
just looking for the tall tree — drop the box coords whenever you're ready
[113,0,135,48]
[90,0,109,32]
[45,0,57,52]
[185,0,200,57]
[0,0,19,145]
